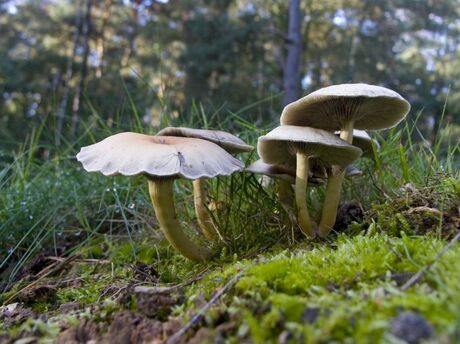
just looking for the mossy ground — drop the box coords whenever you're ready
[1,173,459,343]
[0,118,459,342]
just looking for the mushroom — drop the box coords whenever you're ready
[245,159,324,232]
[76,132,244,261]
[257,126,362,237]
[156,127,253,240]
[344,165,363,177]
[335,129,380,159]
[280,83,409,237]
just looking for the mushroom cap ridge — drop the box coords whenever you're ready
[280,83,410,131]
[258,126,362,168]
[76,132,244,179]
[156,127,253,154]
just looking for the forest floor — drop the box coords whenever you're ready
[0,122,459,343]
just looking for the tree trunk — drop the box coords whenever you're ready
[282,0,302,107]
[55,0,82,146]
[95,0,112,78]
[121,4,139,68]
[70,0,93,141]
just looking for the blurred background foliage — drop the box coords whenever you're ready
[0,0,459,149]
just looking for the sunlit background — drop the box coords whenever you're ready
[1,0,459,148]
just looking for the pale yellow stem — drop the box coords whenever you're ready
[295,152,315,238]
[193,178,217,240]
[277,179,297,224]
[318,121,354,237]
[148,179,213,262]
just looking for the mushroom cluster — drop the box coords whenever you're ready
[76,83,410,262]
[251,83,410,238]
[77,130,252,262]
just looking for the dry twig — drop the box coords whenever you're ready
[401,231,460,291]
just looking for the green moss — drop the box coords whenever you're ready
[178,234,460,342]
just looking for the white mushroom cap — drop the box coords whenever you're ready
[246,160,325,186]
[76,132,244,179]
[345,165,363,177]
[156,127,253,154]
[335,129,380,157]
[280,83,410,130]
[258,126,362,168]
[245,159,296,184]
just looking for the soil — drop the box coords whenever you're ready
[335,202,364,232]
[134,286,184,319]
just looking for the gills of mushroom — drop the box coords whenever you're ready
[76,132,244,262]
[335,129,380,160]
[281,83,410,237]
[156,127,253,240]
[257,126,362,238]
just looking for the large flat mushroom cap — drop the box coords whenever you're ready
[156,127,253,154]
[280,83,410,130]
[258,126,362,168]
[76,132,244,179]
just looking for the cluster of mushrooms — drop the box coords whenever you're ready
[77,83,410,262]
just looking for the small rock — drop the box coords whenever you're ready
[301,307,319,324]
[59,302,80,313]
[278,330,293,344]
[56,318,99,344]
[390,311,434,344]
[0,302,34,326]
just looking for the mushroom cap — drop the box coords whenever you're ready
[76,132,244,179]
[245,159,296,183]
[335,129,380,157]
[280,83,410,130]
[345,165,363,177]
[257,126,362,168]
[156,127,253,154]
[245,160,325,186]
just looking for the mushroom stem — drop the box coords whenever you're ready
[339,120,354,144]
[295,152,316,238]
[318,169,345,237]
[193,178,217,240]
[277,179,297,226]
[318,120,355,237]
[148,178,213,262]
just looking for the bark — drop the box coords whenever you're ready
[95,0,112,78]
[282,0,302,107]
[70,0,93,141]
[121,4,139,68]
[55,0,82,146]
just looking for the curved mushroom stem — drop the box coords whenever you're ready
[148,178,213,262]
[277,179,297,227]
[318,169,345,237]
[193,178,217,240]
[318,121,354,237]
[295,151,316,238]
